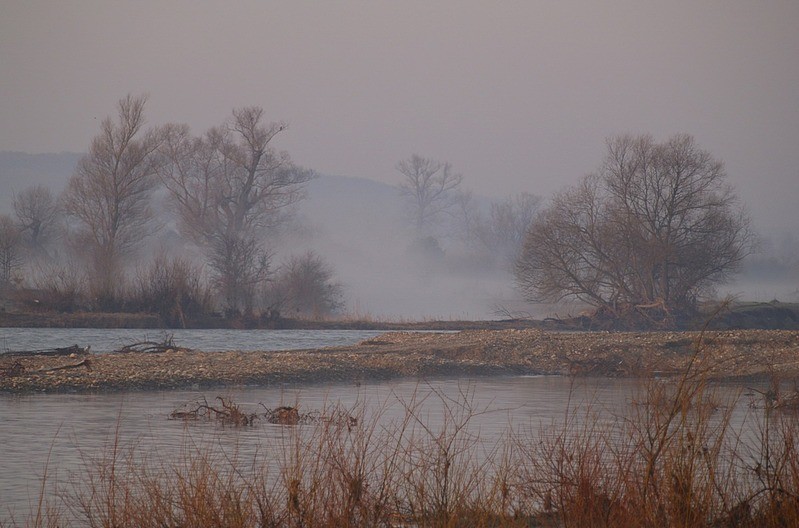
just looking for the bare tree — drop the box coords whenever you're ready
[0,214,23,288]
[516,134,751,326]
[13,184,61,254]
[397,155,463,237]
[475,192,542,265]
[62,95,162,305]
[159,107,314,313]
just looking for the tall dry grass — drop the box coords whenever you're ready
[5,341,799,527]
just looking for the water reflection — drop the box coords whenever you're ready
[0,376,756,521]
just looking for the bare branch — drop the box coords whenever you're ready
[158,107,314,312]
[516,134,752,326]
[397,154,463,237]
[62,95,162,304]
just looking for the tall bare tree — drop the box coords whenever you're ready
[62,95,162,305]
[516,134,751,326]
[13,184,61,255]
[397,155,462,237]
[159,107,313,312]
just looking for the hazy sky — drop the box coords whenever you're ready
[2,1,798,232]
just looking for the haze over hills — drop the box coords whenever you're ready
[0,151,527,319]
[0,151,80,211]
[1,152,797,318]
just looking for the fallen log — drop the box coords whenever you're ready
[0,344,89,358]
[36,358,92,373]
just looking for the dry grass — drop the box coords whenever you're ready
[5,339,799,527]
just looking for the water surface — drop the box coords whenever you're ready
[0,328,388,354]
[0,375,756,521]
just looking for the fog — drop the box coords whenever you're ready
[1,2,798,318]
[295,175,529,320]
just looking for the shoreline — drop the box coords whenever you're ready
[2,328,798,394]
[2,301,798,331]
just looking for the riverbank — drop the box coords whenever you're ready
[2,300,798,331]
[2,329,798,393]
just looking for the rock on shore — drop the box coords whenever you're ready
[1,329,798,393]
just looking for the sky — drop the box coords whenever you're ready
[2,1,798,234]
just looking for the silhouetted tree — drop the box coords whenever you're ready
[63,95,162,306]
[397,155,462,238]
[516,134,751,326]
[13,184,61,254]
[475,192,542,265]
[159,107,313,313]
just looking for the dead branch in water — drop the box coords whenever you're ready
[170,396,256,426]
[169,396,358,428]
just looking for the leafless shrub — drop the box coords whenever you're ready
[130,252,214,326]
[29,256,88,312]
[262,251,344,319]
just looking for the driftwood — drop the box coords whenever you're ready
[262,406,301,425]
[35,358,92,374]
[0,344,89,358]
[170,396,358,429]
[117,335,191,354]
[170,396,256,426]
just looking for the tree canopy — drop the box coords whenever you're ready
[516,134,752,327]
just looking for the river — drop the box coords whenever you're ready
[0,328,389,354]
[0,328,761,523]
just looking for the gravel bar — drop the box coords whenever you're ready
[2,329,798,394]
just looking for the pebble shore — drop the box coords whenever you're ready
[2,329,798,393]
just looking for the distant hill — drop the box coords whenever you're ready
[0,151,81,212]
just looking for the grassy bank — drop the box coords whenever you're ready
[6,340,799,527]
